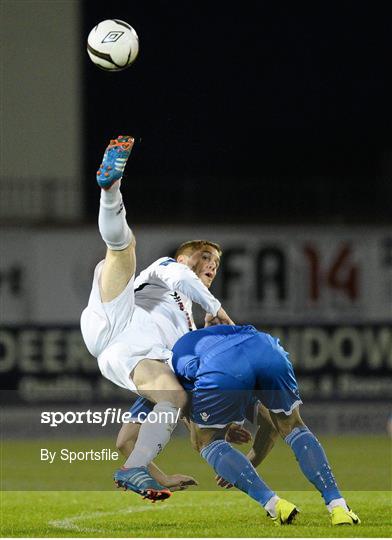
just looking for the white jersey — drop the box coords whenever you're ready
[81,256,221,392]
[133,257,221,348]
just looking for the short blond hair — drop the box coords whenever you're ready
[175,239,222,259]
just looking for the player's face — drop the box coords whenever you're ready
[183,247,220,288]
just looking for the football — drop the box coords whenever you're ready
[87,19,139,71]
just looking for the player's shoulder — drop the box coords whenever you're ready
[138,256,176,273]
[146,256,179,272]
[155,256,177,267]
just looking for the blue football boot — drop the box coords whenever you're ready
[96,135,134,189]
[114,466,171,502]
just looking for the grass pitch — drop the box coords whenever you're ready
[1,435,391,537]
[2,490,391,537]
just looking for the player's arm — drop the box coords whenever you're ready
[225,423,252,444]
[247,403,279,467]
[151,259,234,324]
[149,462,198,491]
[204,307,234,327]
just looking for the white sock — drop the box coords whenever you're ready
[327,498,349,513]
[124,401,180,468]
[264,495,280,517]
[98,182,132,250]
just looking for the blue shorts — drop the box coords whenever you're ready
[191,382,255,428]
[128,394,260,425]
[173,326,302,428]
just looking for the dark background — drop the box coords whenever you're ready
[83,1,392,225]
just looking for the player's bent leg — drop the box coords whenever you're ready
[270,407,360,524]
[127,360,186,466]
[272,407,342,502]
[114,415,172,501]
[114,418,172,502]
[114,360,187,501]
[193,423,298,525]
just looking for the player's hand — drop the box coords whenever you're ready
[215,475,234,489]
[162,473,198,491]
[204,307,235,327]
[225,424,252,445]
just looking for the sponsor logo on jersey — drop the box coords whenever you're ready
[200,412,210,422]
[171,291,194,331]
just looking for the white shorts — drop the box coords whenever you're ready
[81,261,172,392]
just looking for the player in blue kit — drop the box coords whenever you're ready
[125,324,361,526]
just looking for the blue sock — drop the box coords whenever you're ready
[201,439,275,507]
[285,427,342,504]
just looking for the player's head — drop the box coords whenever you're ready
[175,240,222,288]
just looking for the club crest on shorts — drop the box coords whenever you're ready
[200,412,210,422]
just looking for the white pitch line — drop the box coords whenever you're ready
[49,499,237,534]
[49,505,168,534]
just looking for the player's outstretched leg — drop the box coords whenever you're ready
[271,409,360,526]
[201,439,299,525]
[114,466,171,502]
[96,135,137,302]
[97,135,134,252]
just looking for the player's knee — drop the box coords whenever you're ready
[277,422,302,439]
[271,408,305,438]
[157,385,188,410]
[192,430,222,453]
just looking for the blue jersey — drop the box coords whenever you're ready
[171,324,301,427]
[171,324,259,388]
[129,325,301,428]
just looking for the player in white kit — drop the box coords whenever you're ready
[81,135,234,500]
